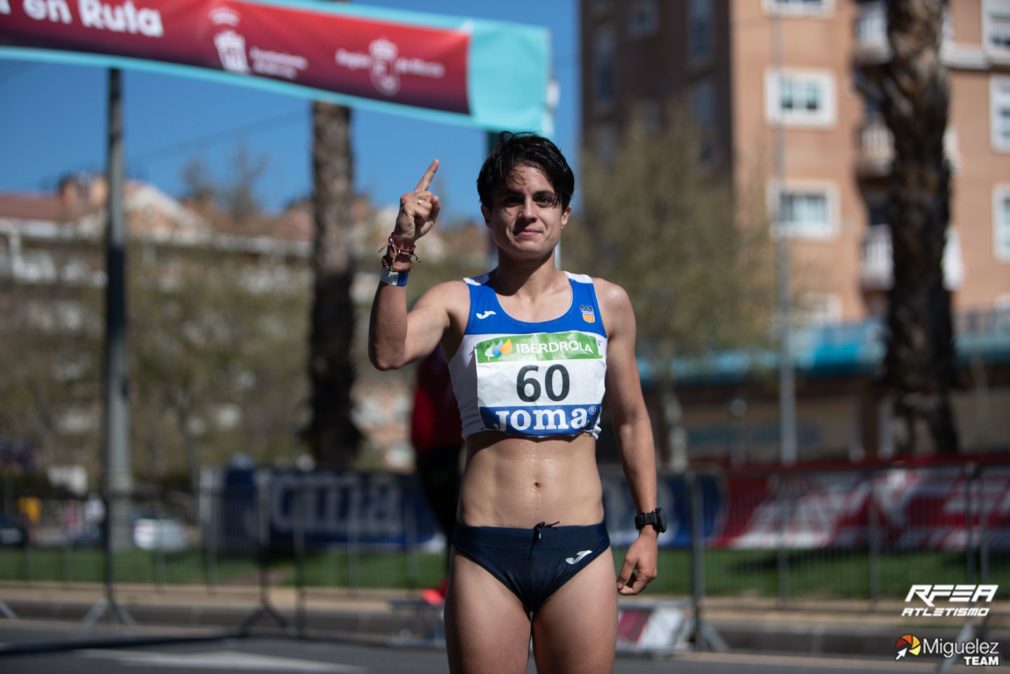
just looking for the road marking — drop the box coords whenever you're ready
[81,649,366,672]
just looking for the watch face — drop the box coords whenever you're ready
[656,508,668,532]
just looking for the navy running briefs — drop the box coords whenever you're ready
[451,520,610,614]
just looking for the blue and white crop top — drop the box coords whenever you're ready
[448,272,608,440]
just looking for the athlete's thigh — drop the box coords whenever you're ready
[444,551,532,674]
[531,549,618,674]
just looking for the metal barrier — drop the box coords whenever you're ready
[0,459,1006,646]
[692,461,1007,608]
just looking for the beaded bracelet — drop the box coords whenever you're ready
[379,235,419,285]
[386,236,416,260]
[380,235,419,271]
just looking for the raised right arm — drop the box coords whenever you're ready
[368,281,461,370]
[368,159,462,370]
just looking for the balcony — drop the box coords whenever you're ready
[859,225,891,291]
[859,224,964,292]
[856,117,960,180]
[855,2,974,69]
[856,117,893,177]
[853,1,889,65]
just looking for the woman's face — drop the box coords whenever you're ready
[481,164,571,261]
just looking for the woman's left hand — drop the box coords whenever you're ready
[616,530,659,595]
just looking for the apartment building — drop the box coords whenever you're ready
[581,0,1010,462]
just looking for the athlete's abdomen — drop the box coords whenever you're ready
[456,432,605,528]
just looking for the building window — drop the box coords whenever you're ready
[691,79,717,162]
[633,98,662,132]
[943,228,965,290]
[595,124,618,168]
[995,185,1010,261]
[996,295,1010,319]
[865,194,887,227]
[771,182,838,239]
[765,69,836,127]
[763,0,834,16]
[593,25,616,109]
[984,0,1010,59]
[992,76,1010,151]
[797,293,842,326]
[592,0,615,12]
[628,0,660,38]
[688,0,714,62]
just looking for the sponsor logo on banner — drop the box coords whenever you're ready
[209,7,307,79]
[711,468,1010,552]
[368,38,400,96]
[214,29,250,73]
[894,633,1000,666]
[209,7,240,27]
[336,37,448,98]
[902,584,997,617]
[475,332,602,364]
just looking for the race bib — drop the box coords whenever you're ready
[474,330,606,436]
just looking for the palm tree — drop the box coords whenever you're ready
[864,0,959,455]
[307,98,361,468]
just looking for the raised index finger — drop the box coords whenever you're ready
[414,159,440,192]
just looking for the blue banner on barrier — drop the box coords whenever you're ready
[218,467,721,550]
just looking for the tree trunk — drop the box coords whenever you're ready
[308,100,361,468]
[876,0,959,455]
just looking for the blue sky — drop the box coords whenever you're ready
[0,0,580,224]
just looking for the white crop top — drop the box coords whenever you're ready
[447,272,608,440]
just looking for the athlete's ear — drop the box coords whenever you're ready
[561,205,571,229]
[481,204,491,226]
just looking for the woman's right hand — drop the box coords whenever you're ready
[394,159,441,243]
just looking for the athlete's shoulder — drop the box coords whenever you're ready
[585,276,631,306]
[414,278,470,310]
[583,276,634,336]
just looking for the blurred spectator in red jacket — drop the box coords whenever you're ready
[410,348,462,603]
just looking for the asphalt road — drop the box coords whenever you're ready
[0,620,966,674]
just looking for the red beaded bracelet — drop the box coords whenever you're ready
[381,235,419,272]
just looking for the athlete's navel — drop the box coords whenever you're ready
[533,481,541,489]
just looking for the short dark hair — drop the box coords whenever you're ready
[476,132,575,211]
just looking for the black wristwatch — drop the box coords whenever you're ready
[635,508,667,534]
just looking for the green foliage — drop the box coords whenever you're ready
[568,105,774,372]
[0,246,102,469]
[128,241,311,482]
[180,144,267,223]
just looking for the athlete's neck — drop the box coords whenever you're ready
[490,254,565,301]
